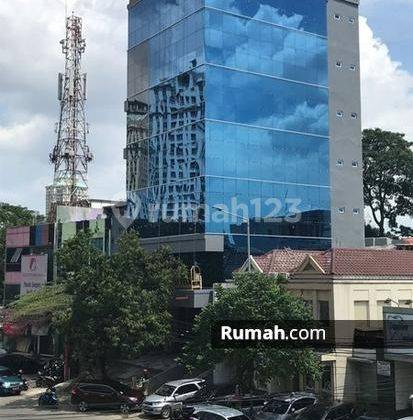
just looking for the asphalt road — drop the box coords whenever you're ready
[0,390,143,420]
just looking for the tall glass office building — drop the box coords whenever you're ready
[125,0,364,281]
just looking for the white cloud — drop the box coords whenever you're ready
[360,16,413,229]
[360,16,413,139]
[0,0,128,213]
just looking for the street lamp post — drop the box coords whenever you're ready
[213,205,251,272]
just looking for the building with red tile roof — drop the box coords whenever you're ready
[241,248,413,278]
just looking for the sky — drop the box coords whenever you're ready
[0,0,413,215]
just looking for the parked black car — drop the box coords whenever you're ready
[71,380,144,414]
[0,353,43,374]
[296,402,359,420]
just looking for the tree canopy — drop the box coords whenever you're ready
[363,128,413,236]
[180,272,321,389]
[57,230,187,375]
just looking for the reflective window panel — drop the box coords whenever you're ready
[205,9,328,86]
[125,121,206,192]
[205,178,331,237]
[205,66,329,137]
[129,67,205,139]
[127,177,206,238]
[129,0,204,49]
[205,121,330,186]
[128,11,205,95]
[205,0,327,36]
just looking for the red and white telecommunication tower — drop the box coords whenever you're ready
[46,13,93,220]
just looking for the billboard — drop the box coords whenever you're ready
[56,206,105,223]
[384,307,413,360]
[21,255,48,296]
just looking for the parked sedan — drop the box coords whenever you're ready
[71,380,144,414]
[296,402,358,420]
[213,395,268,417]
[255,393,317,420]
[0,366,24,396]
[193,404,250,420]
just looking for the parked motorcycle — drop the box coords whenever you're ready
[18,369,29,391]
[35,358,64,388]
[36,372,60,388]
[38,387,59,407]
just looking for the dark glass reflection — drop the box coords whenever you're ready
[128,177,205,238]
[129,11,205,95]
[126,68,206,235]
[205,66,329,136]
[205,178,331,237]
[205,121,330,185]
[205,0,327,36]
[205,9,327,86]
[125,100,149,192]
[129,0,204,48]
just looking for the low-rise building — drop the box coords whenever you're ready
[239,248,413,410]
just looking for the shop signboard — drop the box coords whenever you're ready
[20,255,48,296]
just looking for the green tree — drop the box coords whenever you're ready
[57,231,187,376]
[180,272,321,389]
[0,203,44,300]
[363,128,413,236]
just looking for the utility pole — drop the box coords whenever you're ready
[46,13,93,221]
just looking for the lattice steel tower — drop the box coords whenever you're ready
[46,13,93,220]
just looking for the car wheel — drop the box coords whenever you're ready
[161,405,171,419]
[120,403,130,414]
[78,401,88,412]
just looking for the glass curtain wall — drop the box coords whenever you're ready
[126,0,331,273]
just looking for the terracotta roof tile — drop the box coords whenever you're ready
[252,249,323,274]
[252,248,413,277]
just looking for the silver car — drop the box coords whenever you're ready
[142,378,206,418]
[256,393,317,420]
[193,404,250,420]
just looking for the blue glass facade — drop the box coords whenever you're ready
[126,0,331,279]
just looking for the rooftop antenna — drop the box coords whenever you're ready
[45,10,93,221]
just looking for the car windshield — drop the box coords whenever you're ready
[108,381,129,393]
[156,384,176,396]
[0,368,14,376]
[264,400,290,414]
[229,415,250,420]
[297,405,328,420]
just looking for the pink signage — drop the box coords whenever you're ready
[5,272,23,285]
[6,227,30,247]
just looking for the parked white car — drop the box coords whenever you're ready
[142,378,206,418]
